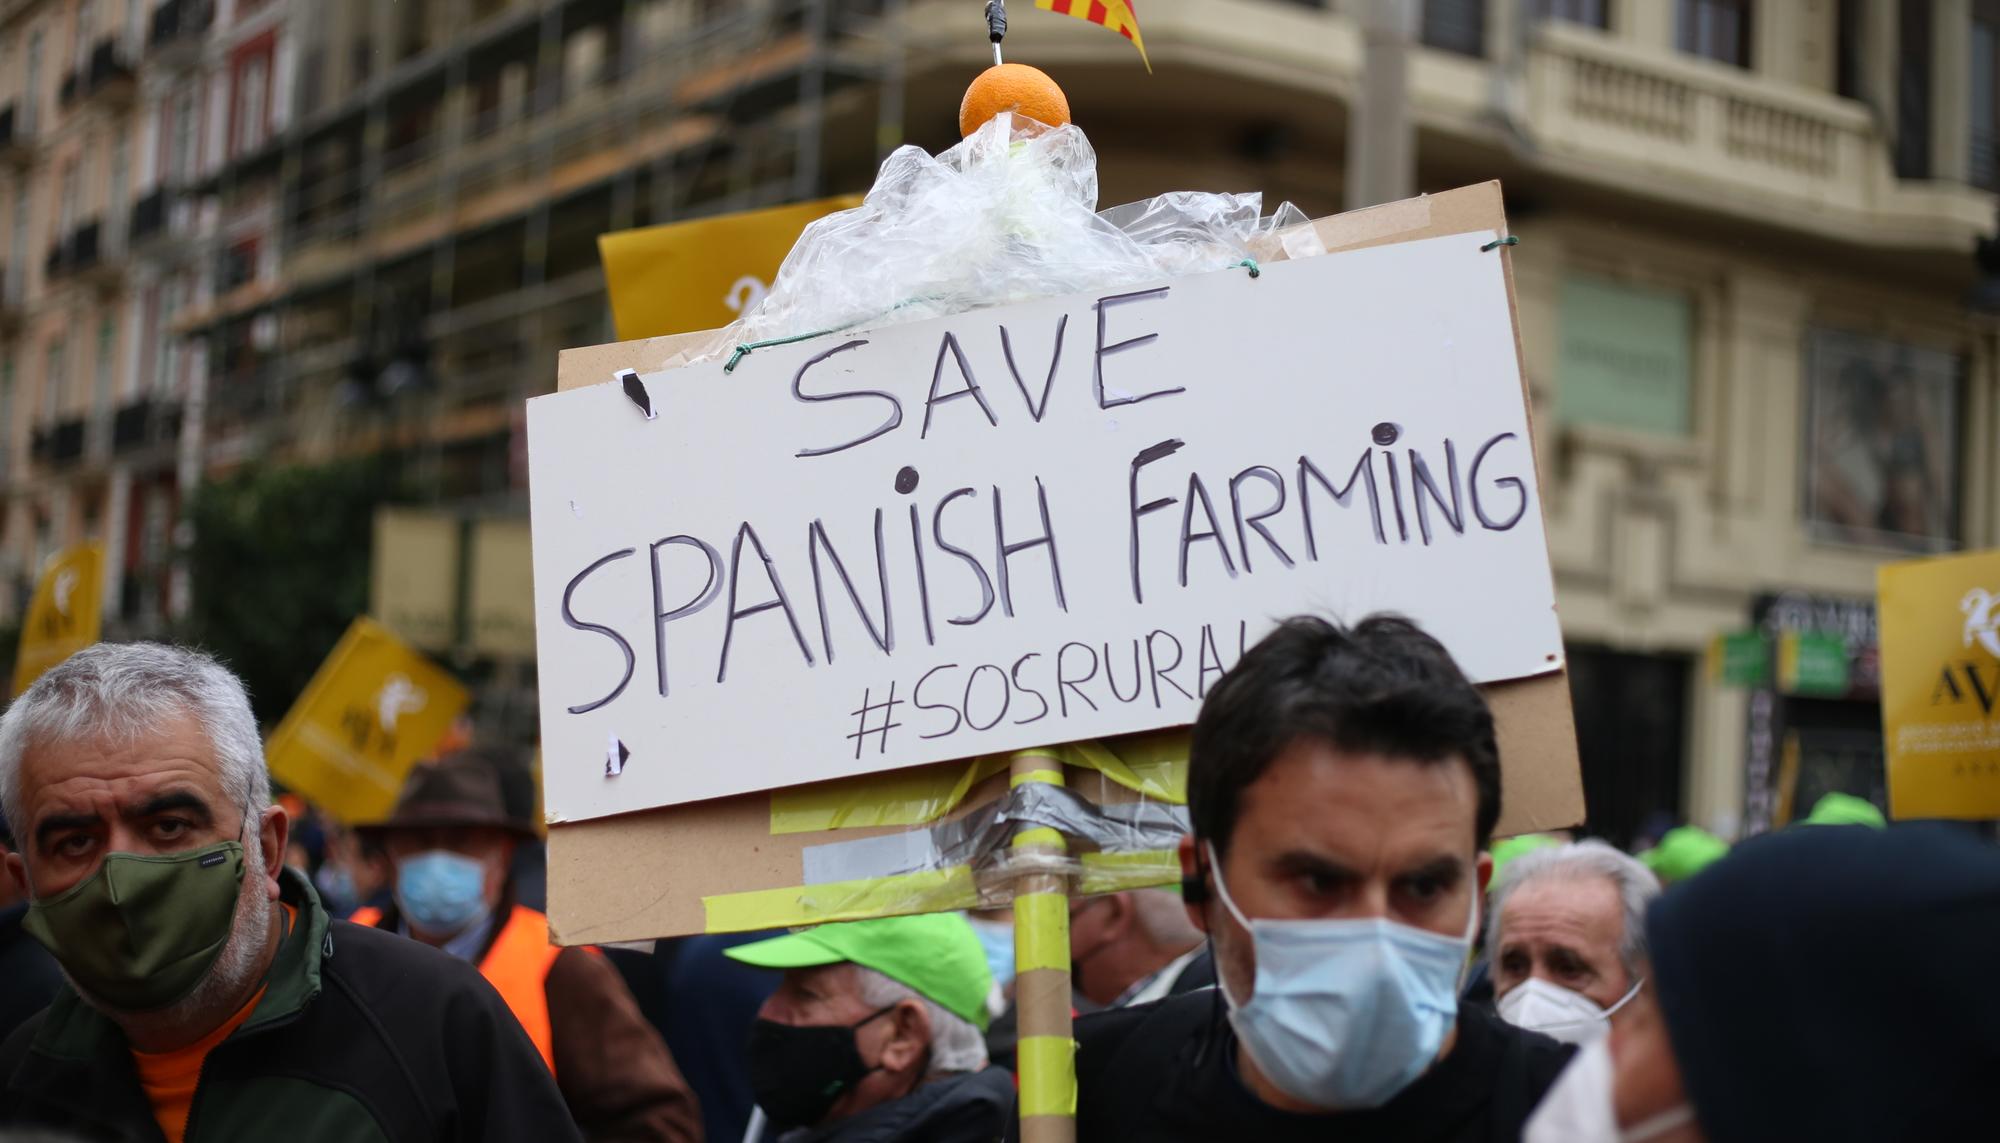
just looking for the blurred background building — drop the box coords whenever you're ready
[0,0,1994,842]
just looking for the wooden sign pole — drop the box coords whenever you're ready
[1008,750,1077,1143]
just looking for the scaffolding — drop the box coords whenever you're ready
[189,0,907,499]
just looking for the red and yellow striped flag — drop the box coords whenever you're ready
[1035,0,1151,72]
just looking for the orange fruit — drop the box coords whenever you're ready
[958,63,1071,137]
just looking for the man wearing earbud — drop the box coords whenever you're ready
[1071,616,1574,1142]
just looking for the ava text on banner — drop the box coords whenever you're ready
[1878,548,2000,819]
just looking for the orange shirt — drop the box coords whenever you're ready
[129,903,296,1143]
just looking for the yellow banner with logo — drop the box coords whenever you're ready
[12,544,104,695]
[597,195,862,341]
[1877,548,2000,819]
[266,616,470,825]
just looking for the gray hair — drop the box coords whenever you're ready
[853,965,989,1077]
[1487,839,1658,975]
[0,643,269,853]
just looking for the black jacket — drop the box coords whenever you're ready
[1072,987,1571,1142]
[0,903,63,1043]
[763,1067,1013,1143]
[0,868,580,1143]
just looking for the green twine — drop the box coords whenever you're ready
[1481,235,1519,252]
[724,328,839,373]
[1236,258,1261,278]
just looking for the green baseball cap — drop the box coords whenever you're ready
[1489,833,1562,883]
[726,913,994,1030]
[1638,826,1731,884]
[1800,792,1886,829]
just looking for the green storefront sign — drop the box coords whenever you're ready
[1711,630,1770,688]
[1779,631,1851,697]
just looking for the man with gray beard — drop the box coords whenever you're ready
[0,642,579,1143]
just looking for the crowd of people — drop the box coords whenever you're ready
[0,617,1996,1142]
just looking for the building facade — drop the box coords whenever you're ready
[0,0,292,633]
[3,0,1994,838]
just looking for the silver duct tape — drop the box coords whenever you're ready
[799,782,1191,886]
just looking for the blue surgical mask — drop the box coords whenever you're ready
[396,849,489,935]
[314,863,359,916]
[965,915,1016,989]
[1209,842,1477,1110]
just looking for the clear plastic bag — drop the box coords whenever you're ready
[689,113,1321,363]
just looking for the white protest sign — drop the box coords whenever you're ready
[528,230,1563,822]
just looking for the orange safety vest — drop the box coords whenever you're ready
[351,903,563,1073]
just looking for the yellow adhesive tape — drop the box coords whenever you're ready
[1013,826,1065,850]
[1013,891,1071,973]
[1077,849,1182,896]
[1009,764,1065,789]
[1015,1035,1079,1119]
[768,756,1007,835]
[767,735,1190,837]
[701,865,978,932]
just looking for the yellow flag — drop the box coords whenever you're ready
[12,544,104,695]
[597,195,862,342]
[265,617,471,825]
[1877,548,2000,819]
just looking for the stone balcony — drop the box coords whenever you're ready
[1519,22,1990,249]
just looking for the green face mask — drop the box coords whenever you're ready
[22,840,247,1011]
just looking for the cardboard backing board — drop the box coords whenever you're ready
[543,181,1584,945]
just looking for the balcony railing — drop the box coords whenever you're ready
[112,397,184,453]
[130,187,169,244]
[148,0,215,56]
[43,418,87,465]
[45,218,120,282]
[0,102,35,161]
[89,40,138,101]
[1525,23,1879,216]
[62,40,137,108]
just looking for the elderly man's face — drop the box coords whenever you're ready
[5,713,280,901]
[1493,875,1634,1012]
[757,963,932,1125]
[2,711,288,1047]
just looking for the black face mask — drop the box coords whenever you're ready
[748,1005,898,1131]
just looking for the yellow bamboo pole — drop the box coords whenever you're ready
[1009,750,1076,1143]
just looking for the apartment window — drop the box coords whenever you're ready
[1896,0,1933,178]
[9,189,25,274]
[1835,0,1864,99]
[1536,0,1608,29]
[24,29,42,121]
[169,87,197,184]
[1677,0,1751,68]
[43,340,64,423]
[1974,0,2000,189]
[400,0,431,61]
[110,133,129,225]
[156,281,180,394]
[58,163,77,238]
[74,0,95,74]
[94,318,114,417]
[1,359,14,470]
[1422,0,1486,57]
[233,53,271,156]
